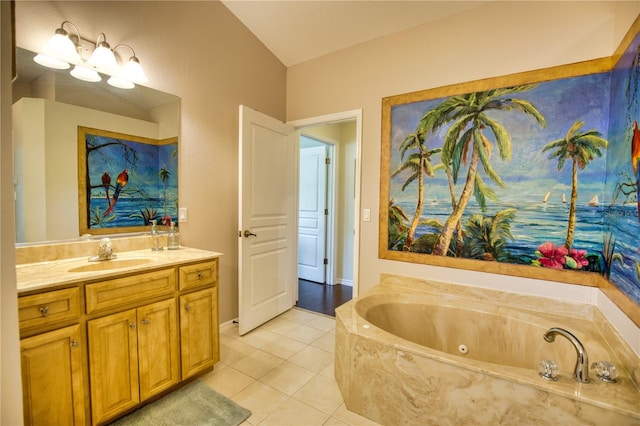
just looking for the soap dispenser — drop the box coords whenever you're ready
[150,219,162,251]
[167,221,180,250]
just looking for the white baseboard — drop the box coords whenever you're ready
[219,318,238,332]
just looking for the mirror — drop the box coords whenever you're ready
[12,47,180,244]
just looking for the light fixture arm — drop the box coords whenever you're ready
[59,21,81,47]
[95,33,110,48]
[112,43,148,85]
[112,44,138,65]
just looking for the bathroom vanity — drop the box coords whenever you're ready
[16,239,222,425]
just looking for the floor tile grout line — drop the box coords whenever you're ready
[215,309,356,425]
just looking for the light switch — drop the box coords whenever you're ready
[363,208,371,222]
[179,207,188,223]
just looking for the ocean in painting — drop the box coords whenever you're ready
[89,197,178,229]
[394,198,640,304]
[83,129,178,233]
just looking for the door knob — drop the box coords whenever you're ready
[243,230,257,238]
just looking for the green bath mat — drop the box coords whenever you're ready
[110,380,251,426]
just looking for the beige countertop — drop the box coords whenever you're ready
[17,247,222,294]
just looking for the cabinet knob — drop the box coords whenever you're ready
[141,318,149,325]
[70,340,79,348]
[129,322,136,329]
[39,306,49,317]
[197,272,203,280]
[184,304,192,313]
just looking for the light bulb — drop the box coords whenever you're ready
[47,31,81,63]
[70,65,101,82]
[34,26,81,69]
[122,57,148,84]
[88,37,117,74]
[107,76,135,89]
[34,53,70,70]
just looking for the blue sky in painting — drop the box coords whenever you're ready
[390,73,611,205]
[87,135,178,201]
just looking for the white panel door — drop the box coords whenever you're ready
[298,146,327,283]
[238,105,296,335]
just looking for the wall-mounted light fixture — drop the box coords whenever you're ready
[33,21,148,89]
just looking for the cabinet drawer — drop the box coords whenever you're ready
[179,260,217,291]
[85,269,176,315]
[19,287,80,332]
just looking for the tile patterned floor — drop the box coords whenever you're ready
[201,308,380,426]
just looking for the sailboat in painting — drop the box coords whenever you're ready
[562,194,567,204]
[542,191,551,203]
[588,195,599,206]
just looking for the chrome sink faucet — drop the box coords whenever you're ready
[543,327,589,383]
[89,238,117,262]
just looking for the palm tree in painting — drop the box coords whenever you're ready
[543,120,608,250]
[388,199,409,250]
[391,131,441,251]
[418,86,546,256]
[462,208,517,262]
[159,165,171,219]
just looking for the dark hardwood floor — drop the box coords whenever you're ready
[295,279,352,316]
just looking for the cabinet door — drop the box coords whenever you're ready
[137,299,179,401]
[180,287,219,378]
[88,309,139,425]
[20,325,85,426]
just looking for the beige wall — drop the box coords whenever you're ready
[287,2,640,347]
[14,1,287,323]
[1,1,23,423]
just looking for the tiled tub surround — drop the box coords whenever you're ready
[335,275,640,425]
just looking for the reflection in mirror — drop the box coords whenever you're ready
[12,47,180,244]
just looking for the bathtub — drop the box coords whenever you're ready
[335,274,640,425]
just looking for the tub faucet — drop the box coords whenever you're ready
[543,327,589,383]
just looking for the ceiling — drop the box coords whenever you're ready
[220,1,490,67]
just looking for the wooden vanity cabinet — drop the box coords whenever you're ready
[87,309,140,424]
[18,256,219,426]
[20,324,86,426]
[137,298,180,401]
[18,287,86,426]
[180,287,219,378]
[88,298,179,424]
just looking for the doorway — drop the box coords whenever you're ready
[298,140,330,284]
[292,114,361,316]
[238,107,361,333]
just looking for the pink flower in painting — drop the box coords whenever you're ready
[536,242,568,269]
[568,248,589,268]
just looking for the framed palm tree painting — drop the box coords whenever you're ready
[380,21,640,323]
[78,126,178,236]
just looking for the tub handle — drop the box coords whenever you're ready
[538,359,559,381]
[591,361,618,383]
